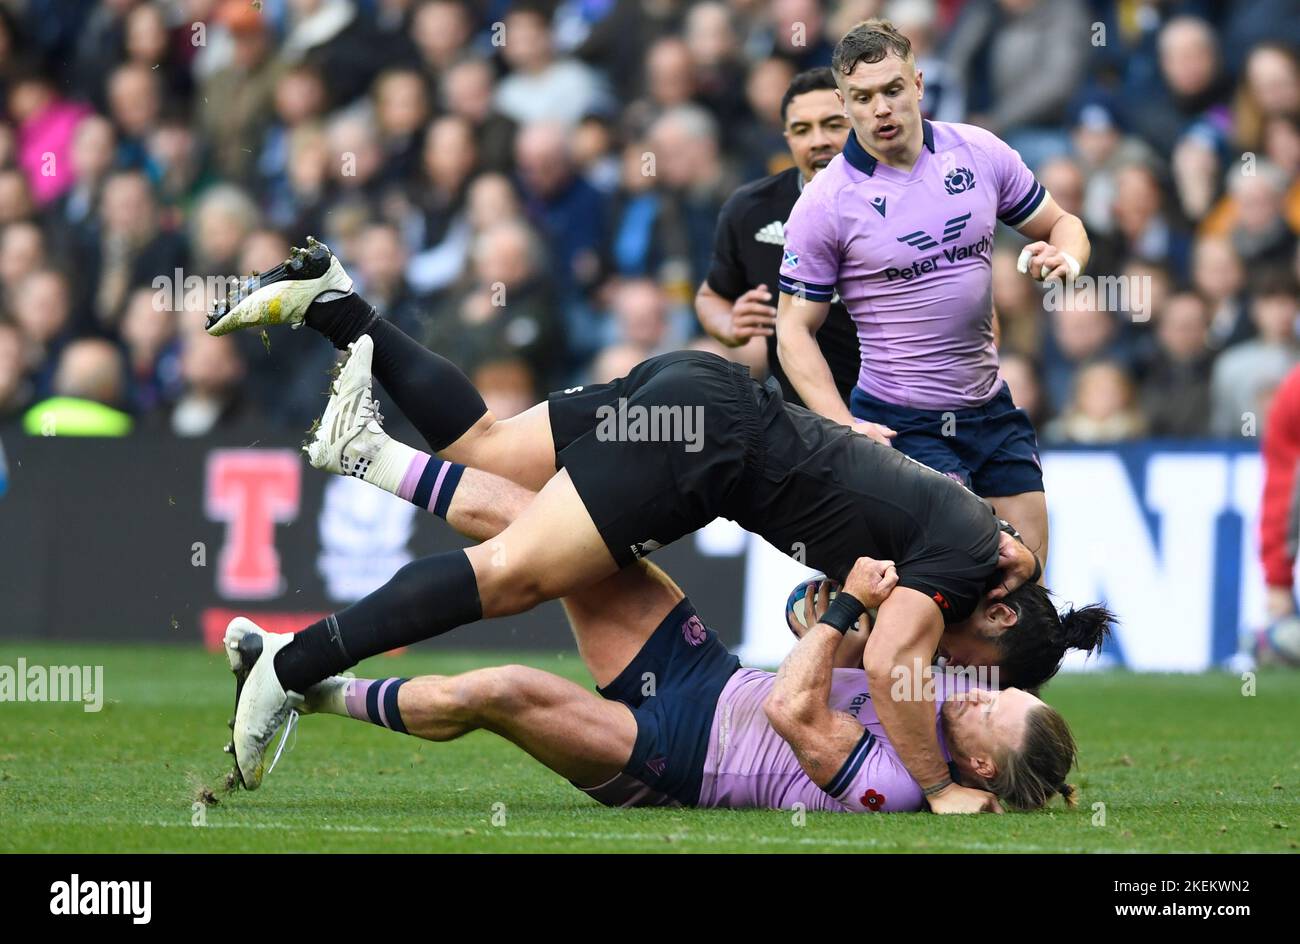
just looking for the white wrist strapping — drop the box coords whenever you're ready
[1016,247,1082,282]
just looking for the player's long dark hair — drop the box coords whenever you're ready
[993,584,1115,691]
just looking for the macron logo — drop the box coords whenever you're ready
[50,874,152,925]
[896,212,972,251]
[870,196,887,217]
[755,220,786,244]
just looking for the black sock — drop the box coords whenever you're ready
[274,550,483,693]
[366,319,488,452]
[304,292,378,350]
[305,294,487,452]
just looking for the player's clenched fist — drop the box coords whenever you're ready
[1016,241,1081,283]
[721,284,778,345]
[842,556,898,609]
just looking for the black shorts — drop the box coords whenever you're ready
[733,386,1003,624]
[549,351,763,568]
[549,350,1001,625]
[578,596,740,808]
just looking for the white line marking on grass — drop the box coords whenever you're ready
[132,820,1238,853]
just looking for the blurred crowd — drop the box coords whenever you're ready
[0,0,1297,442]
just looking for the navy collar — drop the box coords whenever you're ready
[843,119,936,176]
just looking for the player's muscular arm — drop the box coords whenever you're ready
[777,291,896,445]
[695,280,776,347]
[767,558,898,782]
[865,587,1003,814]
[776,290,849,417]
[1015,195,1091,284]
[765,623,869,781]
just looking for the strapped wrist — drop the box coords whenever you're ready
[820,592,866,634]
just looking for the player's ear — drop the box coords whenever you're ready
[986,601,1017,627]
[914,68,924,101]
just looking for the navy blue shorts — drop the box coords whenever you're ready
[579,597,740,808]
[849,383,1044,497]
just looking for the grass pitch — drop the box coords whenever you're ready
[1,643,1297,853]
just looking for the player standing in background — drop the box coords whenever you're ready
[696,68,874,423]
[776,20,1092,565]
[1259,363,1300,621]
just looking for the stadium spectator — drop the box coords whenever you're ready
[1192,235,1253,350]
[1210,271,1300,438]
[46,115,117,251]
[1234,42,1300,153]
[0,320,31,420]
[991,245,1044,357]
[1137,291,1217,438]
[24,337,133,436]
[9,65,92,207]
[190,184,261,278]
[11,268,73,398]
[441,57,517,175]
[419,218,564,393]
[1132,16,1231,157]
[1042,301,1130,418]
[1044,359,1147,445]
[514,121,608,301]
[372,68,431,187]
[493,3,609,128]
[0,222,47,310]
[997,351,1046,429]
[408,0,477,78]
[84,170,188,331]
[353,220,426,333]
[120,286,181,414]
[199,0,281,186]
[944,0,1089,160]
[280,0,383,109]
[1111,162,1190,279]
[169,331,248,437]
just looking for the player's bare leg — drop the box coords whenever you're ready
[463,469,620,618]
[306,666,637,788]
[303,335,681,682]
[987,490,1049,575]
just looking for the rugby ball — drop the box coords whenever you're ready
[785,576,875,637]
[1256,615,1300,667]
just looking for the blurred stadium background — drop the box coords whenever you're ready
[2,0,1300,672]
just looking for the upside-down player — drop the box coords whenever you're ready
[223,339,1080,813]
[206,240,1111,811]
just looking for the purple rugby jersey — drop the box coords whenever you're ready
[778,120,1047,410]
[696,667,969,813]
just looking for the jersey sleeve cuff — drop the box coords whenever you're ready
[822,728,876,800]
[1000,181,1046,227]
[778,275,835,302]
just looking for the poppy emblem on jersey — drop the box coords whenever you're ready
[944,167,975,195]
[861,789,886,811]
[932,592,951,611]
[682,614,707,647]
[783,250,799,268]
